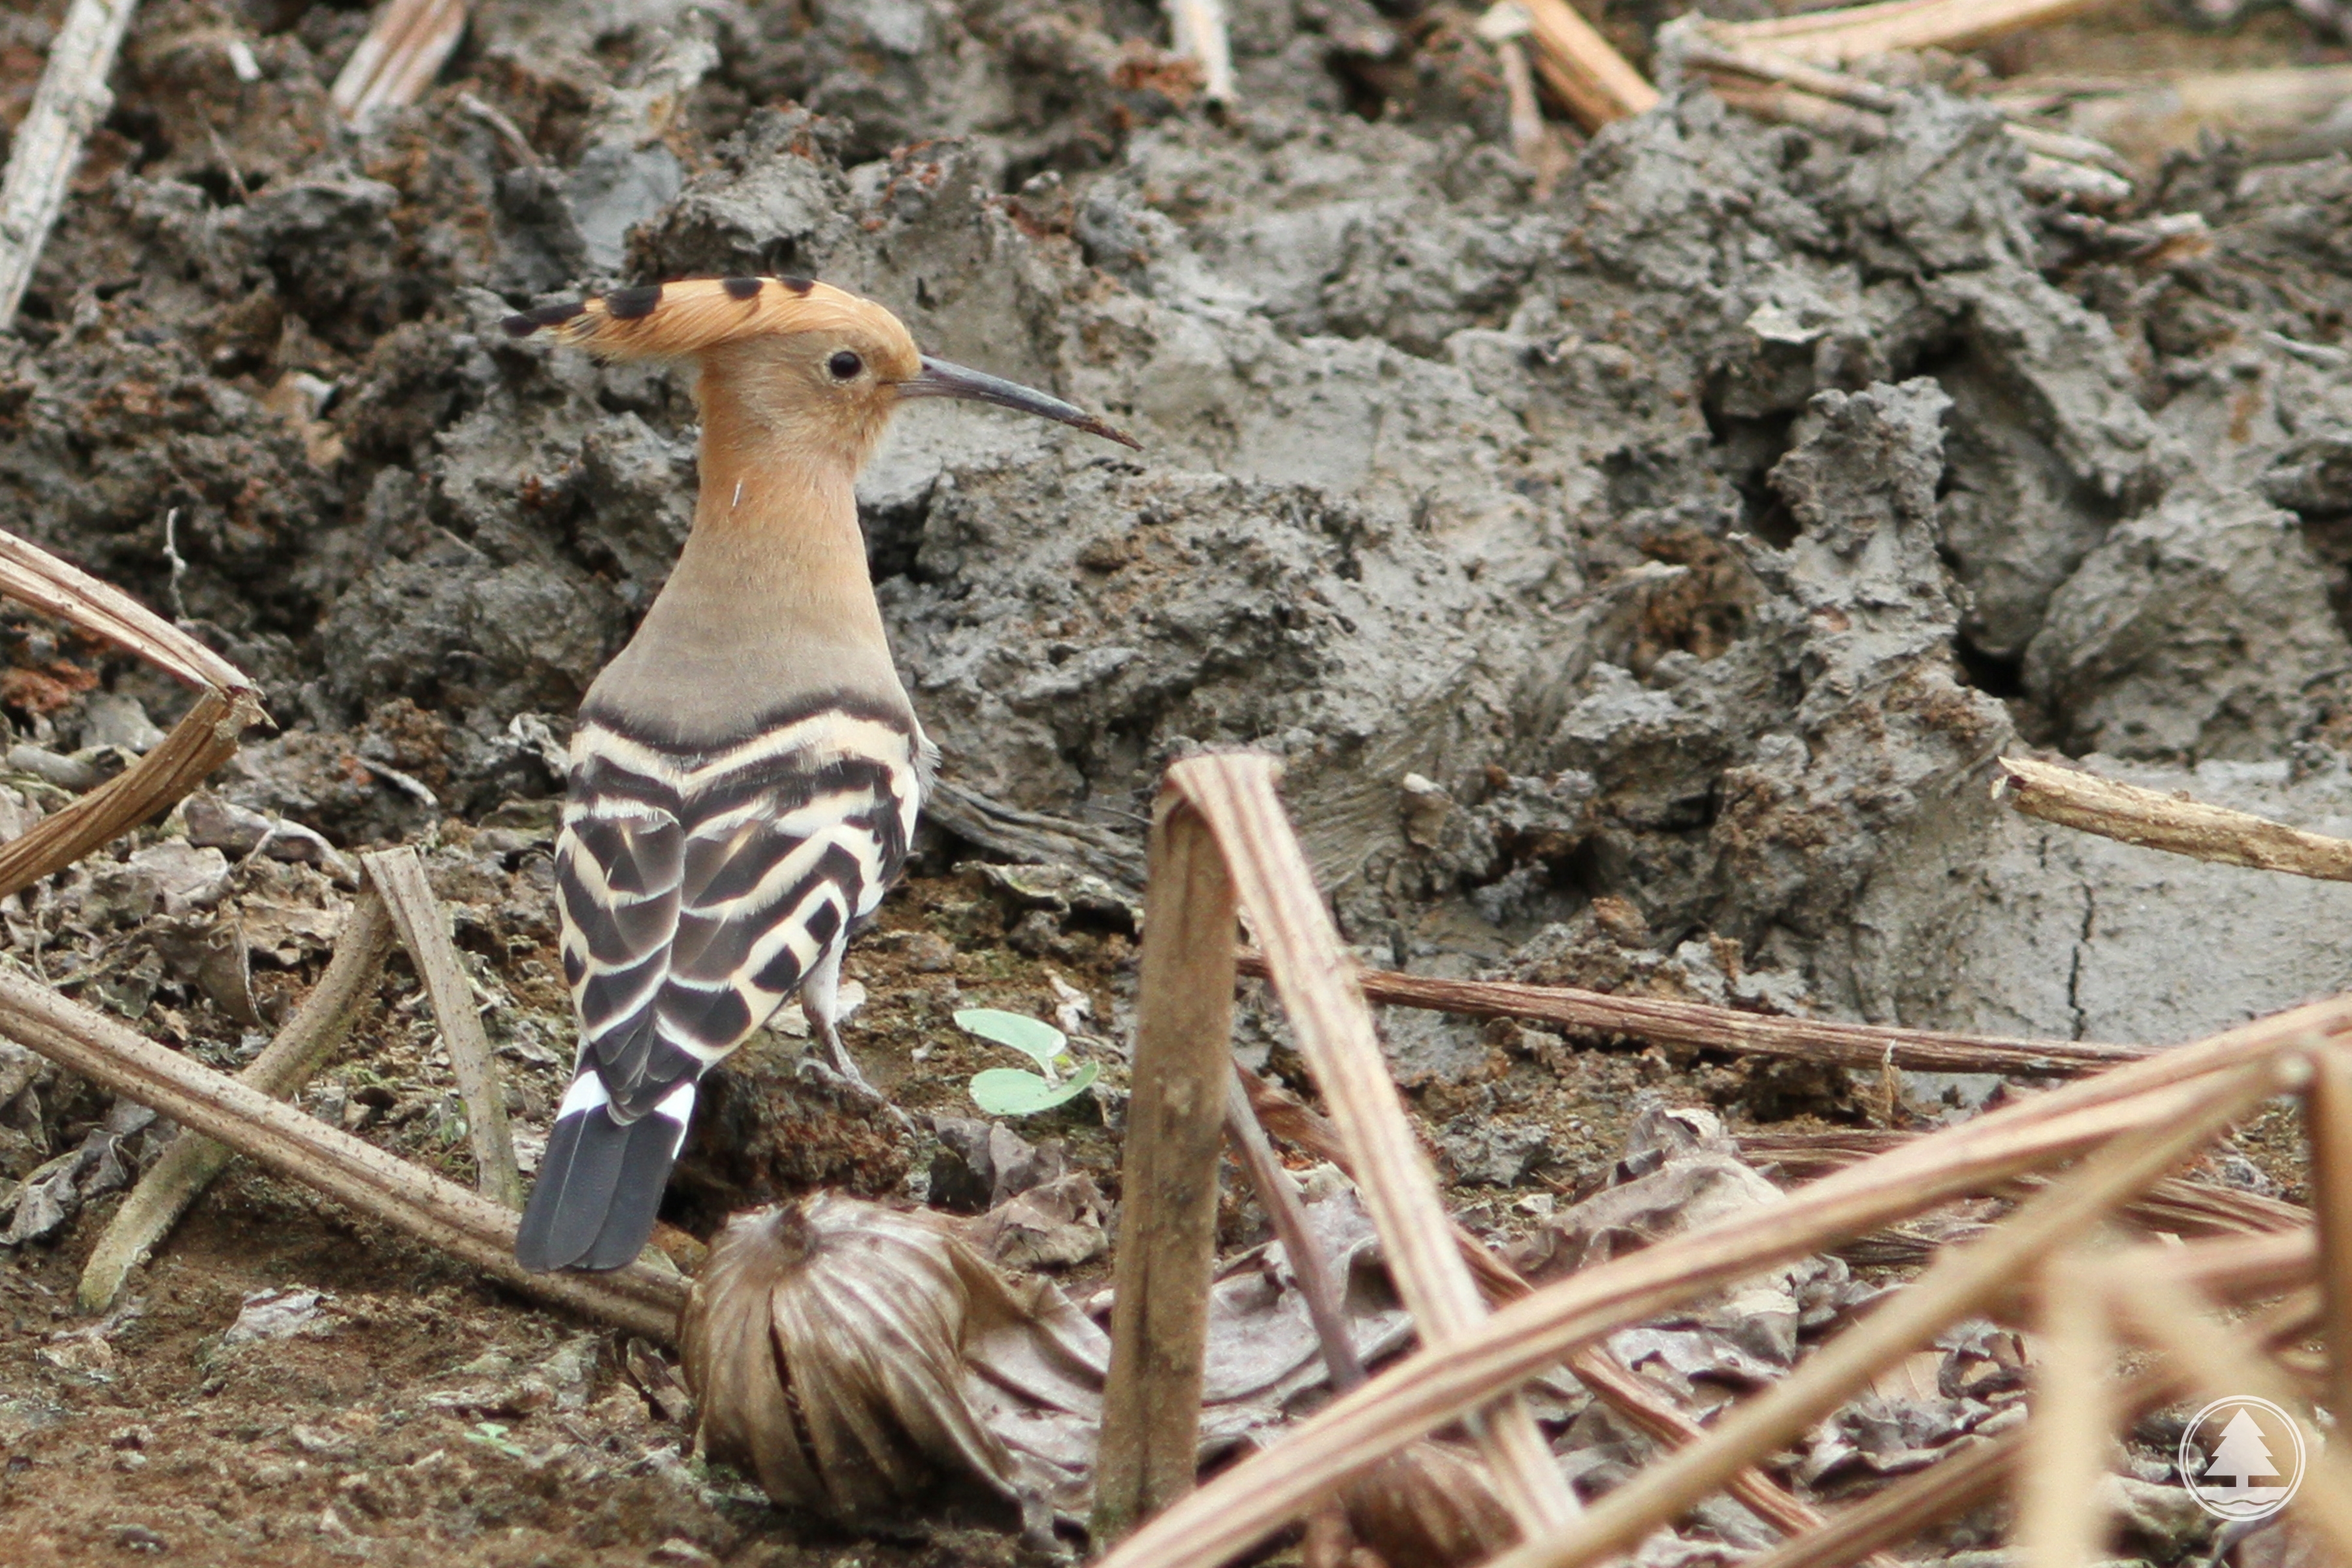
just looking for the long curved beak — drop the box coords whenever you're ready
[898,356,1141,449]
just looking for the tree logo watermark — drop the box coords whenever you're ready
[2178,1396,2306,1522]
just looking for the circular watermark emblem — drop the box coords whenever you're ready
[2178,1396,2306,1522]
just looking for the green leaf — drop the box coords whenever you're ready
[968,1061,1100,1117]
[953,1007,1067,1071]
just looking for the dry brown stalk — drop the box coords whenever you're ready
[1167,752,1578,1534]
[1704,0,2115,66]
[1514,0,1658,131]
[0,0,141,327]
[2110,1269,2352,1556]
[1482,1063,2285,1568]
[76,890,397,1312]
[362,847,523,1208]
[1682,44,1899,112]
[1740,1130,2311,1239]
[1238,1064,1849,1553]
[0,962,683,1339]
[1094,792,1242,1541]
[1996,755,2352,882]
[331,0,468,119]
[1095,992,2352,1568]
[1225,1070,1364,1389]
[0,529,265,901]
[2306,1043,2352,1428]
[2018,1251,2117,1568]
[1708,78,1890,140]
[1237,953,2146,1076]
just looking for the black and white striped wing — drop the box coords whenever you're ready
[513,701,923,1271]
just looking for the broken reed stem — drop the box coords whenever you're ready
[1241,1064,1855,1553]
[1995,755,2352,883]
[0,526,263,900]
[2306,1043,2352,1427]
[363,847,523,1209]
[1516,0,1659,130]
[1166,0,1233,105]
[1705,0,2115,65]
[1095,992,2352,1568]
[1094,792,1241,1543]
[2018,1251,2116,1568]
[76,890,397,1313]
[331,0,468,119]
[1742,1130,2311,1239]
[2110,1269,2352,1557]
[1238,953,2146,1077]
[1168,752,1578,1535]
[0,0,141,327]
[1226,1068,1364,1390]
[0,962,682,1339]
[1485,1063,2287,1568]
[0,687,260,902]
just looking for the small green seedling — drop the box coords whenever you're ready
[463,1420,532,1460]
[956,1007,1100,1117]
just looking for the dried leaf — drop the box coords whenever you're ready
[681,1193,1098,1527]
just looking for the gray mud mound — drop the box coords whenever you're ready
[4,0,2351,1057]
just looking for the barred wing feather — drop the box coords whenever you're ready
[514,701,922,1271]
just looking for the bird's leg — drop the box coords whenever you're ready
[798,945,914,1130]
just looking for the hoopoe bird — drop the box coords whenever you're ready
[502,276,1136,1273]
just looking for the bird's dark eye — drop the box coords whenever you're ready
[828,351,862,381]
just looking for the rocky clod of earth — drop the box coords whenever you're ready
[3,0,2350,1059]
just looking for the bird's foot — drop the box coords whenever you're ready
[797,1044,917,1134]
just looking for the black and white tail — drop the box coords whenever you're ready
[513,696,924,1273]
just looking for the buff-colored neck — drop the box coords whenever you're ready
[585,371,908,742]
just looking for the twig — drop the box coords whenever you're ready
[1681,43,1901,112]
[0,687,260,901]
[1704,0,2117,65]
[2307,1043,2352,1429]
[1238,953,2148,1076]
[0,962,681,1337]
[0,547,318,919]
[77,890,396,1312]
[330,0,468,120]
[1515,0,1658,131]
[1094,791,1241,1541]
[1239,1065,1855,1555]
[0,525,264,900]
[1707,78,1889,141]
[1226,1068,1363,1389]
[1168,752,1578,1535]
[1740,1130,2312,1238]
[1094,993,2351,1568]
[362,847,522,1209]
[0,0,141,329]
[1476,6,1573,194]
[2017,1251,2116,1568]
[1166,0,1233,105]
[1999,753,2352,882]
[1483,1062,2288,1568]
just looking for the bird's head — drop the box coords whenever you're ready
[502,276,1137,474]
